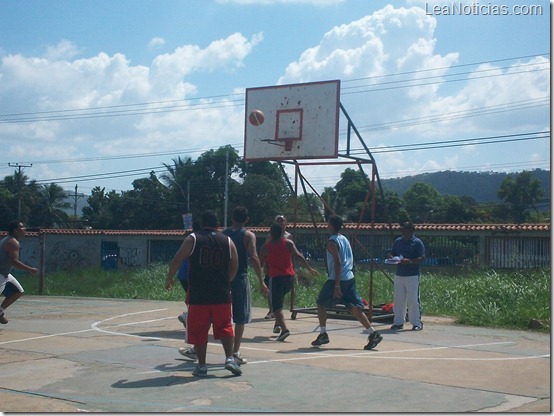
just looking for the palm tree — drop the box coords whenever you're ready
[36,183,71,228]
[161,156,193,211]
[1,170,40,222]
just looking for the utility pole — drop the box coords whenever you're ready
[8,163,32,218]
[187,180,190,213]
[224,150,229,227]
[73,184,85,228]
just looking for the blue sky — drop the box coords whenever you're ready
[0,0,550,198]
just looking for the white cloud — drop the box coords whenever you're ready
[276,4,548,180]
[0,31,263,177]
[0,4,548,192]
[150,32,263,95]
[44,40,82,61]
[148,37,166,50]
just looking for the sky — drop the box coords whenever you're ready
[0,0,550,201]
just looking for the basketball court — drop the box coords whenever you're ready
[0,296,549,413]
[0,81,547,413]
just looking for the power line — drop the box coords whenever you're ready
[29,130,549,186]
[0,53,548,191]
[0,54,548,124]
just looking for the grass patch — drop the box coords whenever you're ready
[15,264,550,332]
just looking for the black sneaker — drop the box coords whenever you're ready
[412,324,423,331]
[276,329,290,342]
[0,313,8,324]
[390,324,403,330]
[364,331,383,350]
[311,332,329,346]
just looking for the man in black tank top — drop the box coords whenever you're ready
[223,206,266,365]
[165,210,241,377]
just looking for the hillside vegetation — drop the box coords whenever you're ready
[381,169,550,205]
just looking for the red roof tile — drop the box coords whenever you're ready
[1,223,549,237]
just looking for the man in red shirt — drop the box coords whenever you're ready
[260,224,318,341]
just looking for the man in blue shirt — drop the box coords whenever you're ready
[389,222,426,331]
[311,215,383,350]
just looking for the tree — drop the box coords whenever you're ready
[402,182,442,223]
[375,191,407,224]
[82,187,114,229]
[331,168,375,222]
[233,160,291,226]
[32,183,71,228]
[0,187,16,230]
[294,192,325,223]
[122,172,176,229]
[497,171,545,223]
[433,194,478,224]
[1,170,40,223]
[321,186,342,220]
[161,156,195,213]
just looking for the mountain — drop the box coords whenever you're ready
[379,169,550,204]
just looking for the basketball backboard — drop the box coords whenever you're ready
[244,80,340,161]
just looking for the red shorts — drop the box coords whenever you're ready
[186,303,234,345]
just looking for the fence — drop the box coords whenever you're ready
[3,223,549,274]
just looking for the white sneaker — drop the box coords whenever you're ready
[224,358,242,376]
[233,352,247,365]
[178,346,197,361]
[177,312,187,328]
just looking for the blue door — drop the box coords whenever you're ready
[101,241,119,270]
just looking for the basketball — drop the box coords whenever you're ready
[248,109,265,126]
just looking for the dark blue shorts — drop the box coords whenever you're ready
[177,277,188,293]
[316,278,364,311]
[231,273,251,324]
[269,275,293,313]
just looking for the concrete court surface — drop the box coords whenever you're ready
[0,296,549,413]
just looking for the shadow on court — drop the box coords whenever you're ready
[0,296,549,413]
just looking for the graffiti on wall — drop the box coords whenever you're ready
[119,246,144,267]
[47,240,96,272]
[20,243,40,269]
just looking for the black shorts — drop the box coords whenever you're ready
[268,275,293,313]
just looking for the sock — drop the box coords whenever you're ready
[365,326,375,335]
[320,326,326,334]
[0,307,4,315]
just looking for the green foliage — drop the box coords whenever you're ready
[497,171,545,223]
[382,169,550,204]
[403,182,442,223]
[19,265,550,332]
[422,269,550,330]
[0,155,550,231]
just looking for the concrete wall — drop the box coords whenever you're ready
[4,224,549,274]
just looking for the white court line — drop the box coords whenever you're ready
[0,308,169,345]
[0,328,95,345]
[92,312,550,363]
[3,309,548,366]
[91,308,168,340]
[245,341,550,364]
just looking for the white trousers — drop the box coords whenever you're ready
[393,274,421,326]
